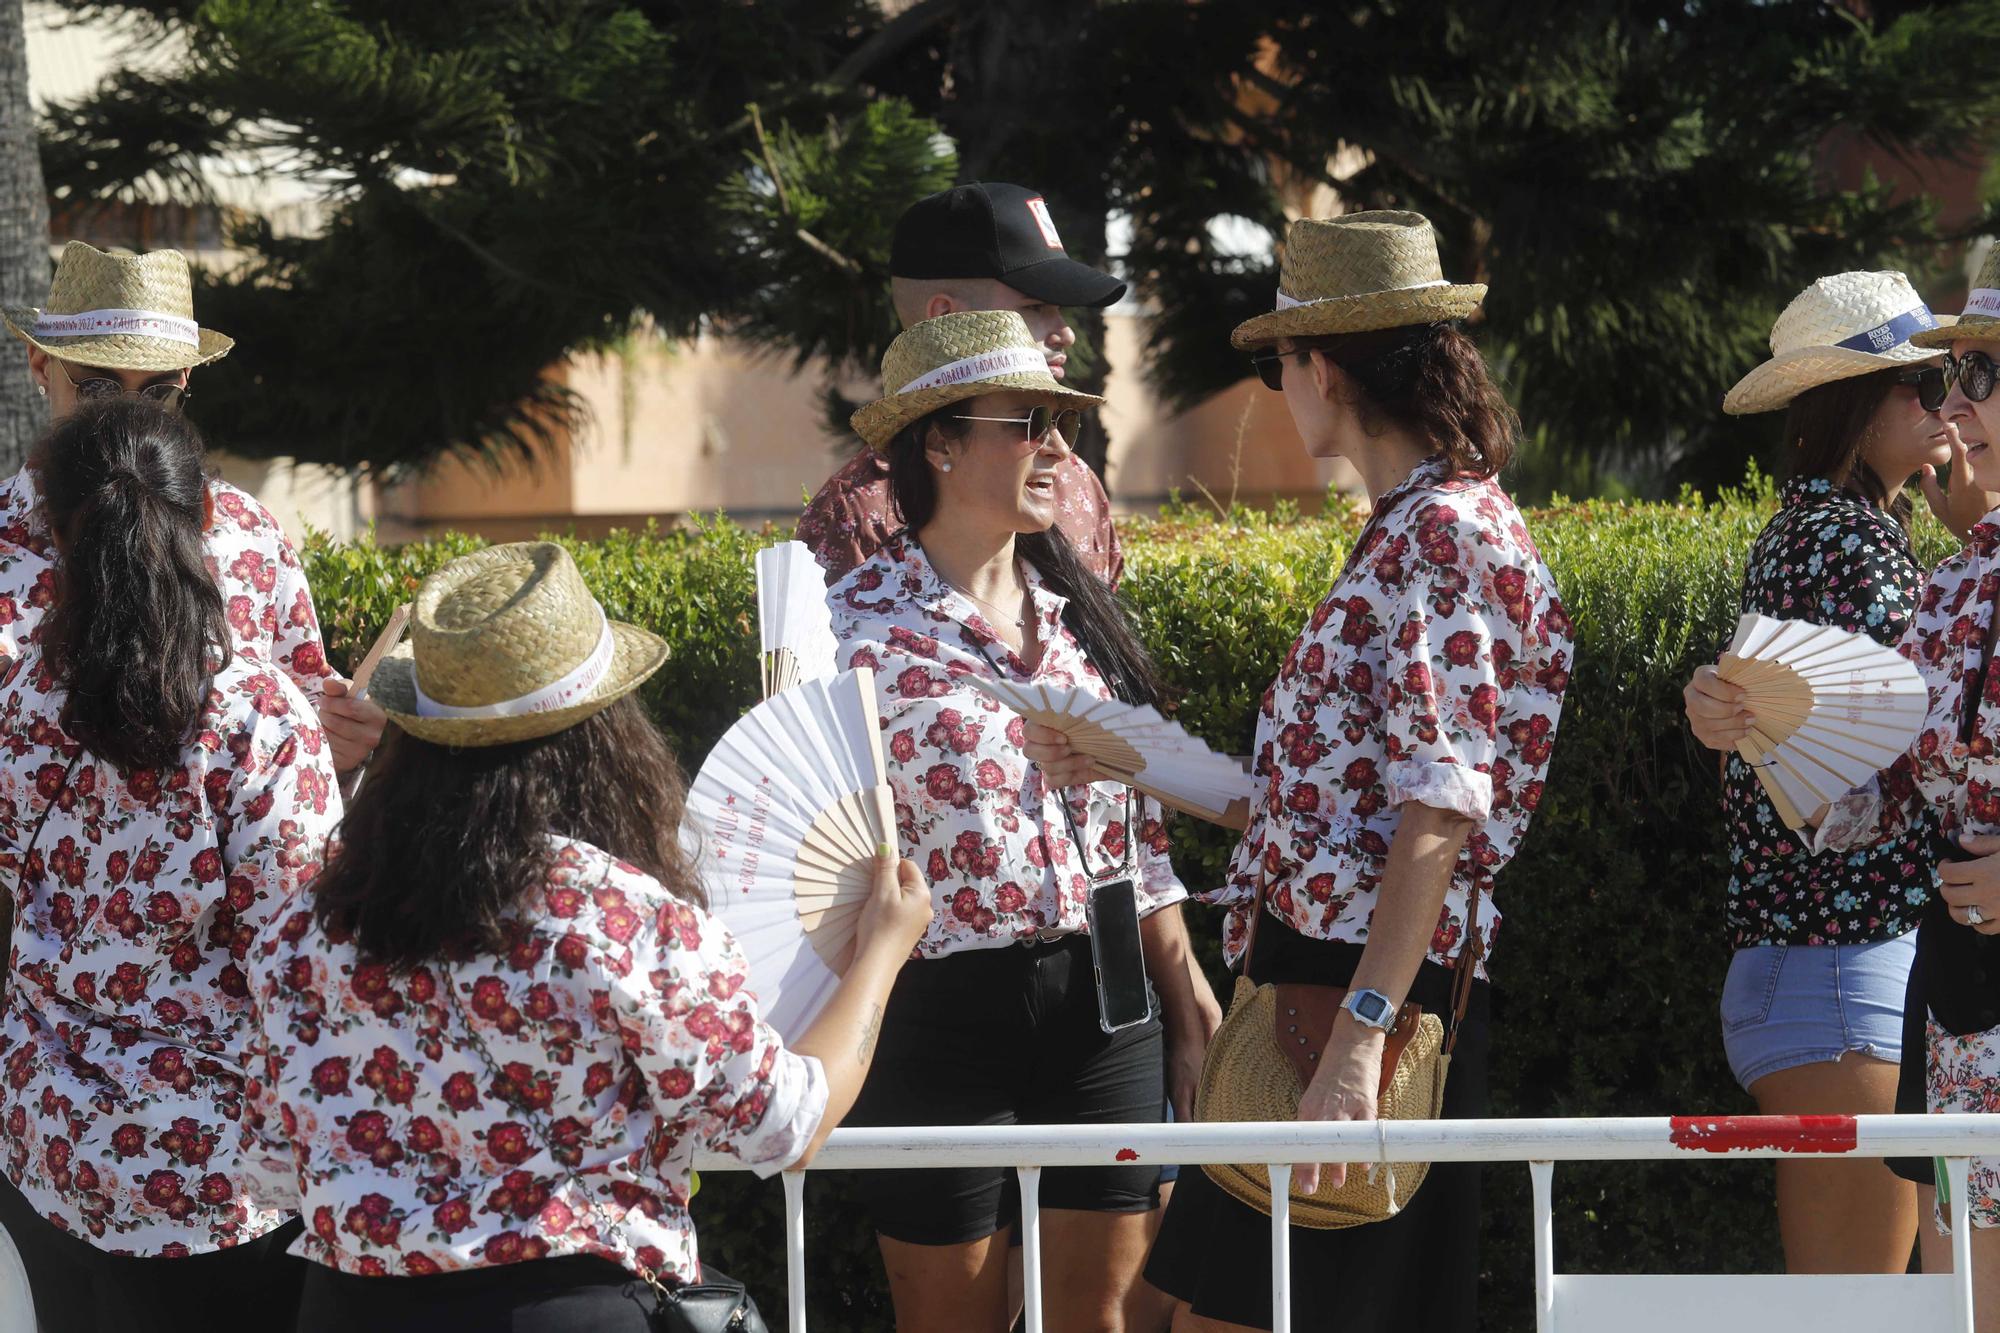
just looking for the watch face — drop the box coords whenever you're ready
[1354,992,1388,1024]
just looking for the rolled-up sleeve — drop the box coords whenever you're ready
[1379,580,1501,822]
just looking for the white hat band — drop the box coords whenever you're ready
[1965,288,2000,320]
[898,345,1049,394]
[31,307,200,347]
[413,612,615,719]
[1274,280,1447,311]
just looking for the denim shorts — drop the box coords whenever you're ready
[1719,933,1917,1092]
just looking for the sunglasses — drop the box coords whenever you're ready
[1250,348,1310,392]
[1899,364,1950,413]
[951,405,1082,444]
[1943,350,2000,406]
[56,360,190,414]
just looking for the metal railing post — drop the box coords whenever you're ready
[782,1170,807,1333]
[1267,1163,1292,1333]
[1949,1156,1975,1333]
[1019,1165,1045,1333]
[1530,1161,1555,1333]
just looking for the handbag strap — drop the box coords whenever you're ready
[1961,559,2000,746]
[2,753,80,1001]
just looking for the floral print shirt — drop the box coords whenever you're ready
[798,450,1123,588]
[0,467,333,707]
[0,646,340,1254]
[828,534,1185,958]
[1724,478,1933,947]
[1207,459,1571,976]
[1819,513,2000,855]
[240,837,826,1283]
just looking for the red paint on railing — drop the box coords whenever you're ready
[1668,1115,1857,1154]
[1115,1148,1140,1162]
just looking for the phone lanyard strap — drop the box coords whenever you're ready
[1055,782,1137,887]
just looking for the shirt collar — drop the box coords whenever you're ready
[894,532,1067,651]
[1367,453,1452,521]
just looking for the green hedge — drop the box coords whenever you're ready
[301,474,1952,1332]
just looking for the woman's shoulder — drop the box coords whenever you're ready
[829,534,917,612]
[1390,472,1547,576]
[538,836,728,961]
[198,651,338,780]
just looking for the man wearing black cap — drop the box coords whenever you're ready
[796,182,1126,587]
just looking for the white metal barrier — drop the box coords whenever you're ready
[697,1113,2000,1333]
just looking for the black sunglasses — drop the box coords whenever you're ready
[1250,348,1311,392]
[949,405,1083,444]
[56,360,190,414]
[1944,350,2000,406]
[1898,364,1950,413]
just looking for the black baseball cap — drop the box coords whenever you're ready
[890,182,1127,308]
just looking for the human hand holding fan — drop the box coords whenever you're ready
[966,677,1257,824]
[1715,613,1928,829]
[680,667,900,1039]
[756,541,837,697]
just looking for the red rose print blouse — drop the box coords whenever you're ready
[797,449,1124,588]
[828,534,1185,958]
[239,837,826,1283]
[0,646,340,1254]
[0,467,334,705]
[1210,458,1572,974]
[1816,517,2000,852]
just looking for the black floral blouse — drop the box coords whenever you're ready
[1722,477,1936,947]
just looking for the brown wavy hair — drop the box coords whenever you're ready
[313,696,702,970]
[1292,322,1517,478]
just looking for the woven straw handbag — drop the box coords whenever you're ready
[1194,872,1482,1229]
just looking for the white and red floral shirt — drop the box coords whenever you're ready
[0,467,333,705]
[1817,515,2000,851]
[240,837,826,1283]
[828,534,1185,958]
[0,645,339,1254]
[798,450,1123,588]
[1210,458,1572,974]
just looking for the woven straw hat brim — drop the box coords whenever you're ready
[1723,339,1947,415]
[2,306,233,372]
[1911,314,1993,349]
[851,375,1103,451]
[1230,283,1487,350]
[373,621,669,748]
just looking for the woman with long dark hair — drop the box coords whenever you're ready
[1089,212,1570,1331]
[1701,271,1960,1275]
[239,541,932,1332]
[0,399,341,1332]
[830,310,1196,1331]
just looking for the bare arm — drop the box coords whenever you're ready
[1022,720,1251,830]
[1140,903,1223,1120]
[1296,801,1475,1194]
[786,848,932,1164]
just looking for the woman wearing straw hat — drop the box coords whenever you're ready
[0,399,342,1331]
[238,541,933,1331]
[1033,211,1571,1331]
[831,309,1196,1331]
[1686,271,1970,1277]
[3,241,385,779]
[1690,245,2000,1325]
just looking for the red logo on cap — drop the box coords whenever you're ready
[1026,197,1063,249]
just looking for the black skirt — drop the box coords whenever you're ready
[1143,912,1492,1331]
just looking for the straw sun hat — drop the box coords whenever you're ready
[3,241,233,373]
[372,543,669,748]
[850,309,1101,450]
[1230,211,1486,350]
[1724,271,1948,415]
[1912,245,2000,349]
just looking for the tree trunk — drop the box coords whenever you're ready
[0,0,49,470]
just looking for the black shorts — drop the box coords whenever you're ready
[844,933,1165,1245]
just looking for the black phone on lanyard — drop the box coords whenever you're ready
[1086,878,1153,1034]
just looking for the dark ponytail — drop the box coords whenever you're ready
[37,398,228,772]
[888,414,1170,709]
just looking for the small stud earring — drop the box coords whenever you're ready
[34,384,45,398]
[939,462,952,473]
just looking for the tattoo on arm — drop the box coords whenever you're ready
[856,1002,882,1064]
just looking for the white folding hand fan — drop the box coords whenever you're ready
[965,677,1256,821]
[756,541,838,697]
[1716,612,1929,830]
[681,666,897,1039]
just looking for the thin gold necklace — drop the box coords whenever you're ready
[929,552,1029,629]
